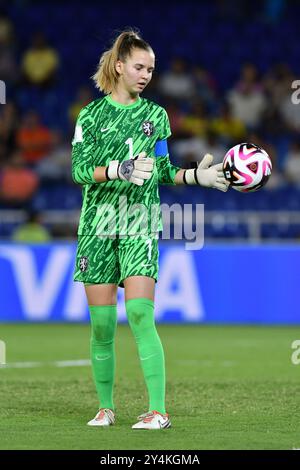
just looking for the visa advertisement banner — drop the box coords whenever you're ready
[0,243,298,324]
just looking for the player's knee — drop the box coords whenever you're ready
[126,298,155,336]
[91,322,115,344]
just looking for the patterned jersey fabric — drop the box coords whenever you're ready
[71,95,180,237]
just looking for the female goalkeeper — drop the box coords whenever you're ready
[71,29,228,430]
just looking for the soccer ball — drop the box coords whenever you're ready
[223,143,272,192]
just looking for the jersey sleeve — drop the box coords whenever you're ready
[158,108,172,140]
[156,108,180,185]
[71,107,97,185]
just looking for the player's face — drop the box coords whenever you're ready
[116,48,155,95]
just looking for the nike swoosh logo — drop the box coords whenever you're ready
[100,128,110,132]
[140,354,157,361]
[95,355,111,361]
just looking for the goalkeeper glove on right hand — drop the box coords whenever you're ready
[184,153,229,192]
[106,152,154,186]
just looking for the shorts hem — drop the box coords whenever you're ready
[73,278,119,285]
[119,273,158,288]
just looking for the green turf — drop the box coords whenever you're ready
[0,323,299,450]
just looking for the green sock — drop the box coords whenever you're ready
[126,298,166,414]
[89,305,117,410]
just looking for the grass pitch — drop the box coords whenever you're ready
[0,323,299,450]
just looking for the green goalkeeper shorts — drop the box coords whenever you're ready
[74,234,159,287]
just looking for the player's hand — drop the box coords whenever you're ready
[184,154,229,192]
[197,154,229,192]
[106,152,154,186]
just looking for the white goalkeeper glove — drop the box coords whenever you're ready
[106,152,154,186]
[184,153,229,192]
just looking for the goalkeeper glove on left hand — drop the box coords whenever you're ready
[106,152,154,186]
[184,153,229,192]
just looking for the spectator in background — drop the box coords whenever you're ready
[264,64,300,135]
[262,64,292,170]
[0,10,14,45]
[164,98,185,138]
[0,102,19,160]
[12,210,51,243]
[211,102,246,146]
[0,44,17,86]
[284,141,300,186]
[179,99,209,138]
[192,65,218,113]
[170,100,221,166]
[196,129,226,165]
[157,57,196,102]
[36,131,72,182]
[170,100,210,166]
[0,142,7,165]
[227,63,266,130]
[171,136,205,168]
[174,129,226,168]
[68,86,94,125]
[279,87,300,135]
[21,32,60,88]
[0,150,39,207]
[0,10,18,86]
[17,110,53,164]
[264,63,293,108]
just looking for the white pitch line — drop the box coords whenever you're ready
[1,361,43,368]
[55,359,91,367]
[0,359,91,369]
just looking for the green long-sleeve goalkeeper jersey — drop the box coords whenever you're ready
[71,94,180,236]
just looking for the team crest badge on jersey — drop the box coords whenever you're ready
[142,121,155,137]
[79,256,89,272]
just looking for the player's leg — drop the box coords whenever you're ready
[85,283,118,426]
[74,236,119,426]
[124,276,170,429]
[124,274,155,300]
[85,283,117,305]
[120,236,170,429]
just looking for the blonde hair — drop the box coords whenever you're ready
[92,29,152,94]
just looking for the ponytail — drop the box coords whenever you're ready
[92,29,152,94]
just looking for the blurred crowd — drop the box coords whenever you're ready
[1,0,300,239]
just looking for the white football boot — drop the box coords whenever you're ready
[132,410,171,430]
[87,408,115,426]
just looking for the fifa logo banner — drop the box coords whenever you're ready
[0,243,298,324]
